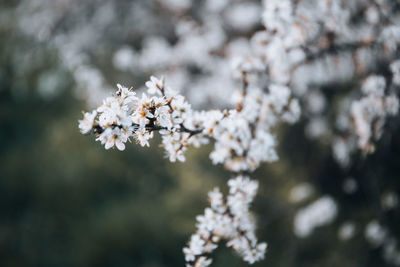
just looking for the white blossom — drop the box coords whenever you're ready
[96,127,132,151]
[145,75,164,95]
[338,222,356,241]
[294,196,338,238]
[289,183,313,203]
[78,110,97,134]
[365,220,387,247]
[391,60,400,86]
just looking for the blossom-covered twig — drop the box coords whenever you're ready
[183,176,267,267]
[79,74,300,265]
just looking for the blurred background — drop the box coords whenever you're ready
[1,0,400,266]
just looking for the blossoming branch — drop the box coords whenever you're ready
[79,74,300,266]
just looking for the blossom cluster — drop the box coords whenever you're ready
[79,75,300,168]
[332,69,399,165]
[294,196,338,238]
[183,176,267,267]
[206,84,299,172]
[351,75,399,152]
[79,77,205,162]
[253,0,400,167]
[365,220,400,266]
[79,74,300,265]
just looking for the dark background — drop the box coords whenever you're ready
[1,0,400,266]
